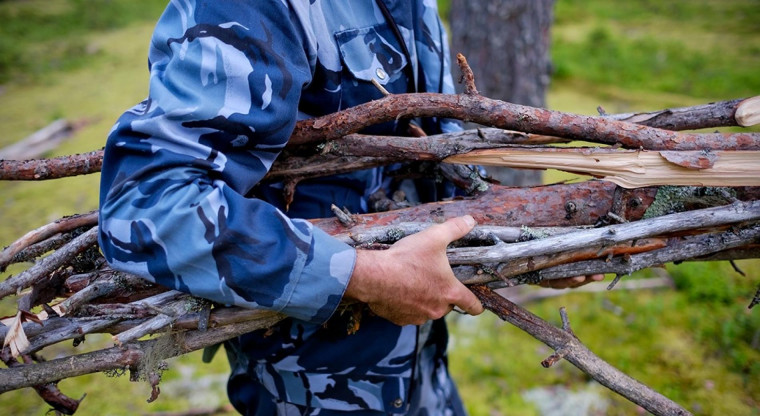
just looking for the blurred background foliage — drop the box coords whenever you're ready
[0,0,759,415]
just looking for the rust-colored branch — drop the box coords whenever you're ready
[290,93,760,150]
[456,53,479,95]
[0,149,103,180]
[471,285,693,416]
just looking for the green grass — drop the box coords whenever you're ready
[1,0,760,415]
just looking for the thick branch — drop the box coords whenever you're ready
[290,93,760,150]
[471,285,692,416]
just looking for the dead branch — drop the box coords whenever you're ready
[502,276,675,304]
[0,210,98,272]
[488,226,760,288]
[0,226,99,298]
[0,309,283,393]
[448,199,760,266]
[602,97,758,130]
[0,119,74,160]
[2,93,758,183]
[290,93,760,150]
[0,349,84,414]
[471,285,693,416]
[0,150,103,180]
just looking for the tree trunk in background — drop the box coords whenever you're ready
[449,0,554,186]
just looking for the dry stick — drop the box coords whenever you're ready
[0,309,284,393]
[2,94,758,181]
[602,97,757,130]
[447,200,760,266]
[471,285,692,416]
[330,222,584,246]
[0,349,84,414]
[56,271,147,316]
[0,149,103,180]
[112,293,193,346]
[290,92,760,150]
[0,211,98,272]
[485,225,760,287]
[0,226,99,299]
[8,233,75,267]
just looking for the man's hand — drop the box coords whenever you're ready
[345,215,484,326]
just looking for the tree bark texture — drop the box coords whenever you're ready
[450,0,554,186]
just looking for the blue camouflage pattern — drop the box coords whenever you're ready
[98,0,464,414]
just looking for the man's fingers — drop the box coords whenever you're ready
[425,215,477,245]
[451,285,484,316]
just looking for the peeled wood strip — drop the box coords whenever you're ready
[446,148,760,188]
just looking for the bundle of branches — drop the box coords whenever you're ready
[1,55,759,415]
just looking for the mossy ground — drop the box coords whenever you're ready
[2,1,759,415]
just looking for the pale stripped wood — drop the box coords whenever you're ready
[445,148,760,188]
[736,96,760,127]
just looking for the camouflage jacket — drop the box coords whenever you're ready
[99,0,463,414]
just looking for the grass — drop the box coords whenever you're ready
[1,0,759,415]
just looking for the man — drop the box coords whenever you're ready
[98,1,598,414]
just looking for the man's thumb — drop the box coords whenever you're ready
[438,215,477,243]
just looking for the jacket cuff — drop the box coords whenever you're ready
[280,224,356,324]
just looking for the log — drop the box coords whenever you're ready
[0,119,73,160]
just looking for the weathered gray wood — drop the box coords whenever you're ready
[448,200,760,265]
[0,119,72,160]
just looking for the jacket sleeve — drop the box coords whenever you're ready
[98,0,354,324]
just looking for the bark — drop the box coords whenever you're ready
[0,226,99,299]
[0,150,103,181]
[471,285,693,416]
[602,97,755,130]
[311,181,657,234]
[448,199,760,265]
[0,210,98,272]
[0,310,283,394]
[489,226,760,287]
[289,93,760,150]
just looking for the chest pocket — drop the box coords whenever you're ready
[335,23,410,109]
